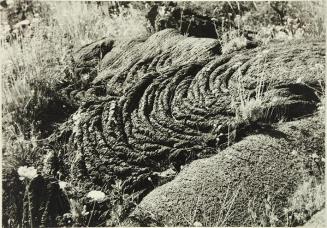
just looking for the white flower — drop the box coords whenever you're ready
[86,190,106,202]
[17,166,38,179]
[193,221,203,227]
[59,181,68,190]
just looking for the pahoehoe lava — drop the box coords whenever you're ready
[49,29,324,201]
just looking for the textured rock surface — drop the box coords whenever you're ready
[49,29,325,202]
[131,116,325,226]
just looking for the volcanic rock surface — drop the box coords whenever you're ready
[47,29,324,217]
[130,116,325,226]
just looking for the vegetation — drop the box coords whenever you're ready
[1,0,325,227]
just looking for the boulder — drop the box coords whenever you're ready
[131,116,325,226]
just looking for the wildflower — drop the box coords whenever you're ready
[86,190,106,202]
[193,221,203,227]
[17,166,38,180]
[59,181,68,190]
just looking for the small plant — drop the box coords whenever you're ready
[248,194,280,226]
[221,35,248,54]
[285,176,325,226]
[230,50,279,124]
[232,68,265,123]
[149,184,243,227]
[106,179,137,226]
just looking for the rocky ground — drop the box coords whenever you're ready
[1,2,325,227]
[15,28,324,227]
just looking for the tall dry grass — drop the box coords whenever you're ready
[1,1,148,170]
[1,3,148,226]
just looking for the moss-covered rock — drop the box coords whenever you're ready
[130,116,324,226]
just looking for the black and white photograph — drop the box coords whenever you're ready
[1,0,326,227]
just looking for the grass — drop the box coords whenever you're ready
[134,184,242,227]
[1,1,148,169]
[135,172,325,227]
[1,2,148,227]
[1,1,325,227]
[231,52,270,123]
[285,176,325,226]
[246,176,325,227]
[49,1,148,45]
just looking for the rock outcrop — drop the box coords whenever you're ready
[46,29,325,220]
[130,116,325,226]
